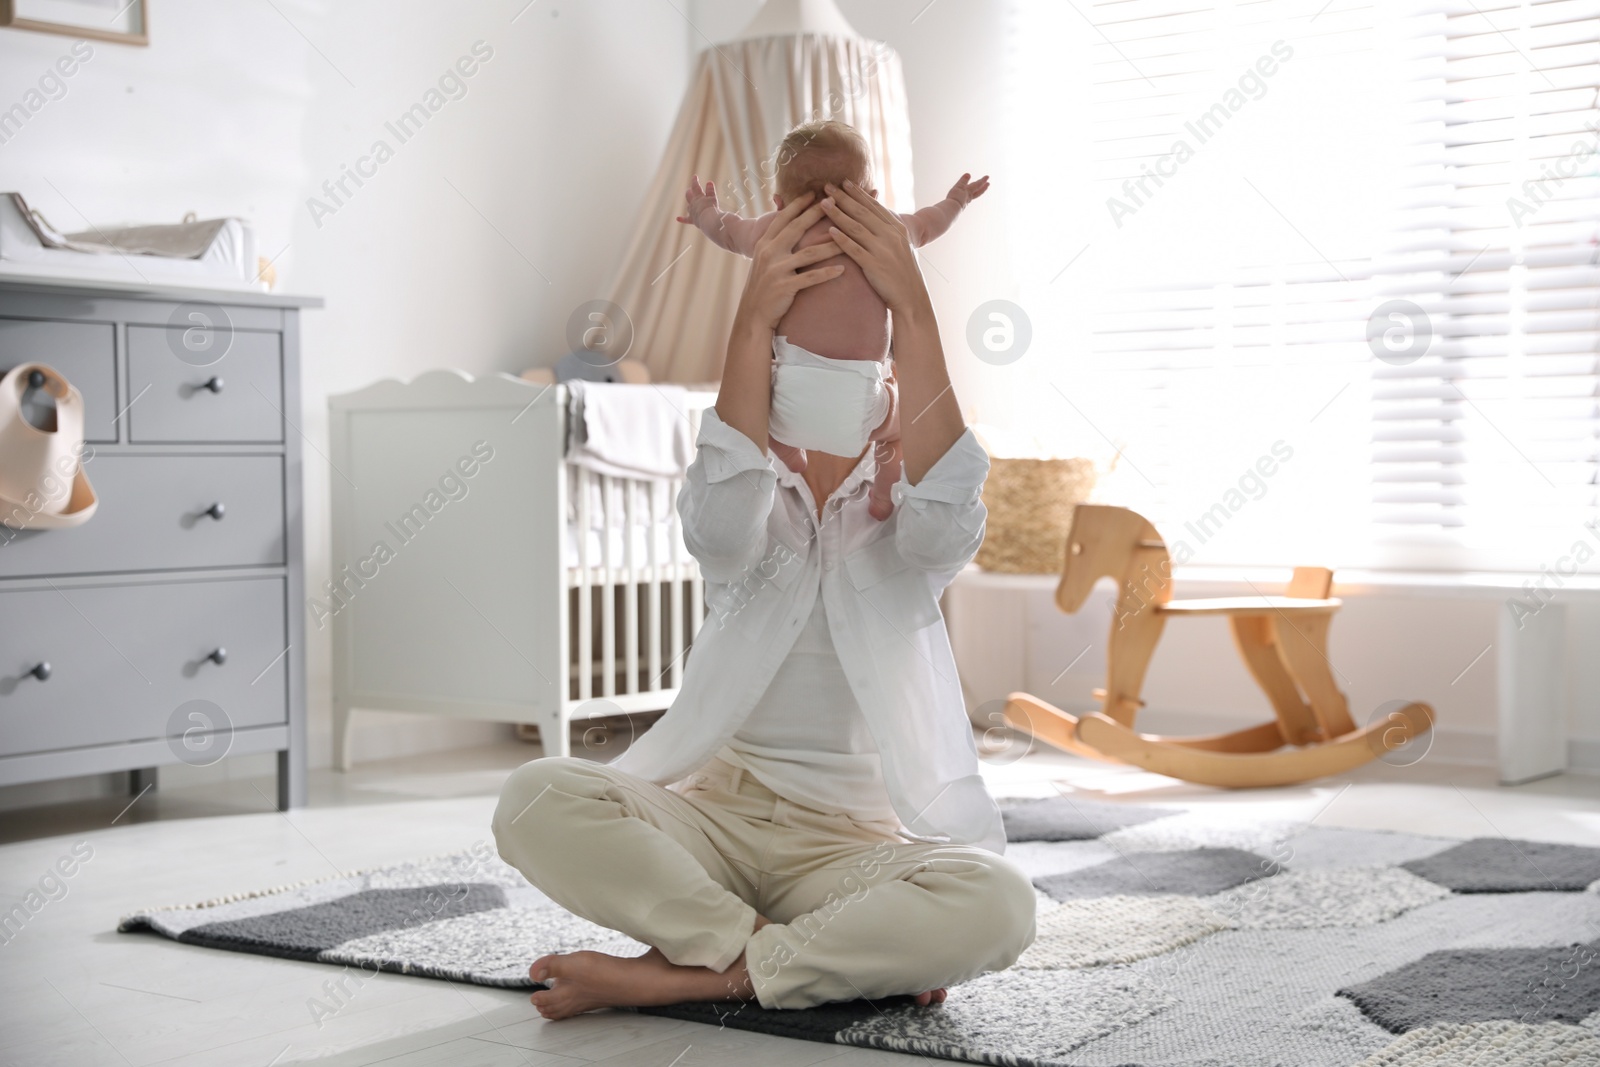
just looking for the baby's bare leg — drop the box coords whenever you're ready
[867,378,901,520]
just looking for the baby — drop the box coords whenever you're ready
[677,119,988,519]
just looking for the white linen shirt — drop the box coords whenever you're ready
[608,406,1007,855]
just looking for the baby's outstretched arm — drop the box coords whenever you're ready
[898,172,991,247]
[675,175,776,257]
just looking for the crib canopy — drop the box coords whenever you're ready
[599,2,915,383]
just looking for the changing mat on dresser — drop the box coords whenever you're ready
[0,192,262,289]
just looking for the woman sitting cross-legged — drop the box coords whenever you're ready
[491,180,1036,1017]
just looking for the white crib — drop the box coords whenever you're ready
[326,370,716,768]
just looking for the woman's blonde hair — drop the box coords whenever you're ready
[773,119,872,201]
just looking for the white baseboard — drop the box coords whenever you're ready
[3,714,1590,817]
[1416,728,1497,768]
[1570,737,1600,776]
[0,719,522,814]
[995,702,1599,776]
[312,714,516,770]
[0,772,129,813]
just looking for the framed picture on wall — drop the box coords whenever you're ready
[0,0,148,46]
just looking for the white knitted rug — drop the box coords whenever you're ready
[118,806,1600,1066]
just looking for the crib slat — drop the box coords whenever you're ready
[624,478,639,695]
[646,479,662,690]
[601,473,615,698]
[576,464,591,701]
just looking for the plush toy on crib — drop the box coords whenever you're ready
[522,357,650,387]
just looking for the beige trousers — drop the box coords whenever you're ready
[491,754,1037,1010]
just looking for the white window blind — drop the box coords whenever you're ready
[1002,0,1599,572]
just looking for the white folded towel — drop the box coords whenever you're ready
[567,381,694,481]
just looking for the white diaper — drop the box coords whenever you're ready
[767,336,890,456]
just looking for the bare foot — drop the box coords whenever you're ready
[529,949,701,1019]
[527,916,946,1020]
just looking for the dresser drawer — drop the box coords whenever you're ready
[0,318,117,443]
[0,578,288,758]
[127,326,283,443]
[0,455,284,577]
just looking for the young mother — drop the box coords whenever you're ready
[492,180,1035,1018]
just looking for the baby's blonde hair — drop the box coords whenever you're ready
[773,119,872,202]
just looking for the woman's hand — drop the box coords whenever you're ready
[823,180,960,485]
[717,192,842,455]
[819,180,930,314]
[737,191,846,330]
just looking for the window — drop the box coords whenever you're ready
[1002,0,1598,572]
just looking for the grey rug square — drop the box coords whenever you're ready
[1035,847,1280,901]
[184,884,507,960]
[1339,942,1600,1031]
[1000,796,1173,842]
[1401,838,1600,893]
[644,990,921,1043]
[1274,826,1458,871]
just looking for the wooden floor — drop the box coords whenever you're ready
[1,739,1595,1066]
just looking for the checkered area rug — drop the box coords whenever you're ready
[118,798,1600,1067]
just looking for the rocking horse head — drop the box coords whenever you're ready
[1055,505,1174,615]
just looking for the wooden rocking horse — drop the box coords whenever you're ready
[1003,505,1434,787]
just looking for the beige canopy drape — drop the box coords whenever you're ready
[602,34,915,384]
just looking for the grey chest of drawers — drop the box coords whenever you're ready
[0,274,320,809]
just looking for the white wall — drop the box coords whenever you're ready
[289,1,692,771]
[0,2,315,247]
[1,0,1591,808]
[0,0,693,804]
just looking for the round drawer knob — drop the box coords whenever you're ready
[27,370,46,388]
[204,502,226,521]
[206,647,227,666]
[28,661,51,681]
[203,376,225,394]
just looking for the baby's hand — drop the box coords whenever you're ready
[947,173,991,208]
[675,175,720,225]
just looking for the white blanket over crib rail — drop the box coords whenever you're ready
[566,380,695,480]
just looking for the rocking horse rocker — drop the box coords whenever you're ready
[1004,505,1435,788]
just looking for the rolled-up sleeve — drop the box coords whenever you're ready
[891,426,989,574]
[677,407,778,582]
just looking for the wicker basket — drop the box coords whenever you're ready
[975,457,1097,574]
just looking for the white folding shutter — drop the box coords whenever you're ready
[1369,0,1599,568]
[1007,0,1410,568]
[1006,0,1597,571]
